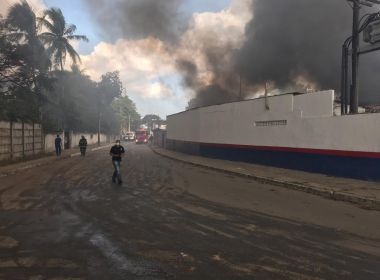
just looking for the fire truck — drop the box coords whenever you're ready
[135,128,149,144]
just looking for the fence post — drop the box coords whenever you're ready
[32,122,35,154]
[10,121,13,160]
[42,125,45,153]
[22,122,25,158]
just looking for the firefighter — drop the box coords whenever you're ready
[79,136,88,156]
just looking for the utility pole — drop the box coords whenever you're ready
[239,74,242,101]
[98,112,101,146]
[264,81,270,110]
[128,114,131,132]
[350,0,360,114]
[342,0,380,115]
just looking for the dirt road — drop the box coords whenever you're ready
[0,143,379,279]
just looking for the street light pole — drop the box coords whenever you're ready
[128,114,131,132]
[350,0,360,114]
[98,112,101,146]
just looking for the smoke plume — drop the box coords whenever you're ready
[85,0,380,109]
[84,0,185,42]
[238,0,351,92]
[204,0,380,106]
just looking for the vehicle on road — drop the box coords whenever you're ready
[123,131,135,141]
[135,128,148,144]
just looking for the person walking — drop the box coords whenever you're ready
[109,140,125,184]
[79,136,88,156]
[55,135,62,156]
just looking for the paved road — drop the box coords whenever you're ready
[0,143,379,279]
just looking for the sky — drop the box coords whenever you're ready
[3,1,380,118]
[1,0,239,119]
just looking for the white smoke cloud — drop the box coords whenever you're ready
[176,0,252,91]
[80,0,252,107]
[80,37,175,99]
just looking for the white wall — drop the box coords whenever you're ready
[294,90,334,118]
[167,109,200,142]
[167,90,380,153]
[70,132,107,148]
[45,132,109,152]
[44,134,57,152]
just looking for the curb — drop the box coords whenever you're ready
[0,144,112,178]
[151,147,380,211]
[91,144,112,152]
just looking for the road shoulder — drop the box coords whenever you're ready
[0,144,112,178]
[151,146,380,210]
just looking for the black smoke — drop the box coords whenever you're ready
[238,0,351,91]
[85,0,380,107]
[84,0,185,42]
[176,59,198,89]
[187,85,238,109]
[189,0,380,107]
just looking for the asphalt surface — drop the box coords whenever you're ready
[0,143,379,280]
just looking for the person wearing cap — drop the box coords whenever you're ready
[79,136,88,156]
[109,140,125,184]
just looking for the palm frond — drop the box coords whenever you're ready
[39,6,87,71]
[65,40,81,65]
[38,32,57,45]
[64,24,77,36]
[37,16,56,33]
[43,8,65,35]
[5,0,37,40]
[66,34,89,42]
[6,32,25,42]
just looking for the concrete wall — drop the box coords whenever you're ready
[0,120,115,160]
[0,121,43,161]
[167,90,380,153]
[293,90,334,118]
[152,129,167,148]
[69,132,108,148]
[44,132,110,152]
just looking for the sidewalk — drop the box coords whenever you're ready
[152,147,380,210]
[0,143,111,178]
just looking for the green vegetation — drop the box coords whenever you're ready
[141,114,164,130]
[0,0,140,134]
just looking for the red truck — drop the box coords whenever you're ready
[135,128,149,144]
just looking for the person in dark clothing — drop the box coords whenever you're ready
[79,136,88,156]
[109,140,125,184]
[55,135,62,156]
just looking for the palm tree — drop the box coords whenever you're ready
[6,0,38,45]
[38,8,88,130]
[5,0,50,85]
[39,7,88,71]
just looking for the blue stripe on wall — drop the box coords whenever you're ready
[166,139,380,181]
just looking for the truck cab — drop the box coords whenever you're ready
[135,129,148,144]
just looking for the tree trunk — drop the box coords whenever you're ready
[60,54,65,130]
[60,54,64,72]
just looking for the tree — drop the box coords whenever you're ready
[39,7,88,71]
[142,114,162,130]
[37,7,88,130]
[1,3,139,135]
[5,0,50,81]
[97,71,123,103]
[112,96,141,132]
[92,71,125,142]
[1,1,52,122]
